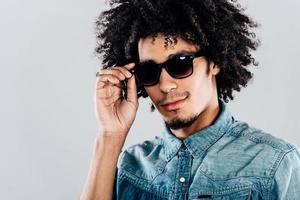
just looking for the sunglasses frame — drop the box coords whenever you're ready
[130,50,207,86]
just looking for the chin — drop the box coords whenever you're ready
[164,112,201,130]
[162,109,189,122]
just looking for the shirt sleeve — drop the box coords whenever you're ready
[271,146,300,199]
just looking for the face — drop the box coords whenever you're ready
[138,33,220,130]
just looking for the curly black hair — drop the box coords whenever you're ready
[95,0,260,102]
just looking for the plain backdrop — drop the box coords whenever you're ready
[0,0,299,199]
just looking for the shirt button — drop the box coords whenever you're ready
[179,177,185,183]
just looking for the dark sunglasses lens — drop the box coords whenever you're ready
[167,56,193,78]
[137,62,160,86]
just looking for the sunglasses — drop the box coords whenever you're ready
[130,50,207,86]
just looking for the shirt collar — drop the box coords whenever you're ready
[161,98,234,162]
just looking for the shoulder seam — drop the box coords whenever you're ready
[228,122,294,152]
[267,147,297,191]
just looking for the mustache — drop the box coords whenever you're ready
[156,91,190,106]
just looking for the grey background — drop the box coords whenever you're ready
[0,0,299,199]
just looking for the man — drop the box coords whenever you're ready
[80,0,300,199]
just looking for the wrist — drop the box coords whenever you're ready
[99,130,129,137]
[95,132,127,152]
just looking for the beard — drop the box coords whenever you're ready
[164,113,200,130]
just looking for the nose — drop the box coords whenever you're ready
[158,68,177,93]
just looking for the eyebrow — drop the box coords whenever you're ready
[139,50,196,64]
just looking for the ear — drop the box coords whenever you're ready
[210,62,220,75]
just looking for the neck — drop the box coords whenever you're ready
[171,97,220,139]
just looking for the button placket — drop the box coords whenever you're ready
[179,177,186,183]
[173,143,192,200]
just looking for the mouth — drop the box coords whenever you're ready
[161,96,188,111]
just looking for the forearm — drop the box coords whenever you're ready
[80,133,126,200]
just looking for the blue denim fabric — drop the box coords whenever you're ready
[113,98,300,199]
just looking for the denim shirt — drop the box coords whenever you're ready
[113,99,300,200]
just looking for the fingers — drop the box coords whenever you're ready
[123,63,135,71]
[96,83,121,104]
[97,74,120,85]
[98,63,135,80]
[95,76,122,104]
[95,72,122,104]
[95,63,136,100]
[126,73,138,104]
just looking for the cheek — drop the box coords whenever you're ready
[144,87,158,103]
[187,71,212,102]
[188,69,206,92]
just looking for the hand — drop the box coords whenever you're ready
[94,63,138,137]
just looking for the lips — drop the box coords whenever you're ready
[161,97,187,111]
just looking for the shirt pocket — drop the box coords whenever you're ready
[196,188,263,200]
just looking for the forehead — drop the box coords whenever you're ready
[138,34,200,62]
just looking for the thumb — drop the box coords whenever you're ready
[123,62,138,104]
[126,73,138,104]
